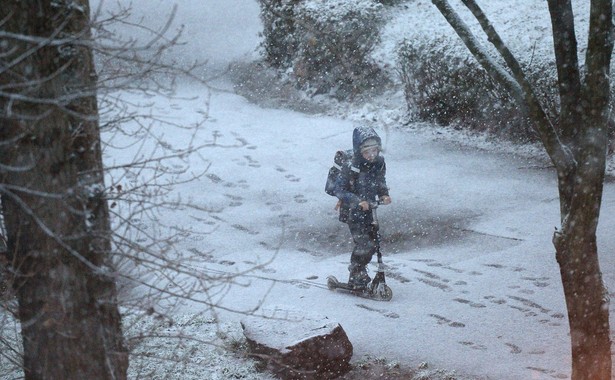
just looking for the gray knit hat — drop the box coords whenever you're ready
[360,138,380,152]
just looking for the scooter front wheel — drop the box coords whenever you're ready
[372,283,393,301]
[379,285,393,301]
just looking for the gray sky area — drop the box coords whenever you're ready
[92,0,262,71]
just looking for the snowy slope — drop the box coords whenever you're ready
[131,81,612,379]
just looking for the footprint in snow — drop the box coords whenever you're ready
[225,194,243,207]
[458,341,487,351]
[355,304,399,319]
[206,173,223,183]
[294,194,308,203]
[244,155,260,167]
[505,342,522,354]
[484,263,505,269]
[483,295,507,305]
[384,270,411,284]
[285,174,300,182]
[413,269,452,292]
[231,224,259,235]
[521,276,551,288]
[453,298,486,308]
[526,366,568,379]
[429,314,465,328]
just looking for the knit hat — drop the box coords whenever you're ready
[360,138,380,152]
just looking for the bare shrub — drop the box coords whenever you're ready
[258,0,389,100]
[398,38,538,142]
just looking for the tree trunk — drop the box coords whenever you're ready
[0,1,128,379]
[553,140,611,379]
[554,219,611,379]
[551,1,613,377]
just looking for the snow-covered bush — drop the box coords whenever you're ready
[398,38,540,142]
[259,0,388,99]
[257,0,300,68]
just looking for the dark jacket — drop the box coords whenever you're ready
[333,127,389,224]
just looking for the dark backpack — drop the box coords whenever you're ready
[325,149,353,196]
[325,149,362,223]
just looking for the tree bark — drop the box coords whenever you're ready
[547,0,582,143]
[0,1,128,379]
[554,174,612,380]
[552,2,613,378]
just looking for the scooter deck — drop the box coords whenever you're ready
[326,275,393,301]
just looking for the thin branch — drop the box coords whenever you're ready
[546,0,582,143]
[583,0,614,112]
[432,0,575,174]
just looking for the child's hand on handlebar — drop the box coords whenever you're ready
[359,201,370,211]
[359,196,391,210]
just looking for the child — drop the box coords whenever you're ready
[332,126,391,289]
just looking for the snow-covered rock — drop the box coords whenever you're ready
[241,309,353,379]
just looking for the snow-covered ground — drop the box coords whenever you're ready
[122,79,613,379]
[2,1,614,379]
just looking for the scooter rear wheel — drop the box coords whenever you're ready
[327,276,339,290]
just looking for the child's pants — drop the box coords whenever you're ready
[348,222,378,267]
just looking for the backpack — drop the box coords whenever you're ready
[325,149,353,196]
[325,149,365,223]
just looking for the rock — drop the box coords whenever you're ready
[241,309,353,379]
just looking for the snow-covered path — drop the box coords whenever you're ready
[134,81,615,380]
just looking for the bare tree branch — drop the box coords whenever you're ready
[433,0,575,178]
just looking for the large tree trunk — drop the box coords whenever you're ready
[550,1,613,377]
[553,127,611,378]
[554,205,612,379]
[0,1,128,379]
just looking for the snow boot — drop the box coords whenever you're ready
[348,264,371,290]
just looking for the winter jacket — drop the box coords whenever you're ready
[333,127,389,224]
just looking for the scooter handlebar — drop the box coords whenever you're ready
[354,199,386,211]
[368,199,387,209]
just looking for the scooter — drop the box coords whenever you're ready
[327,200,393,301]
[366,200,393,300]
